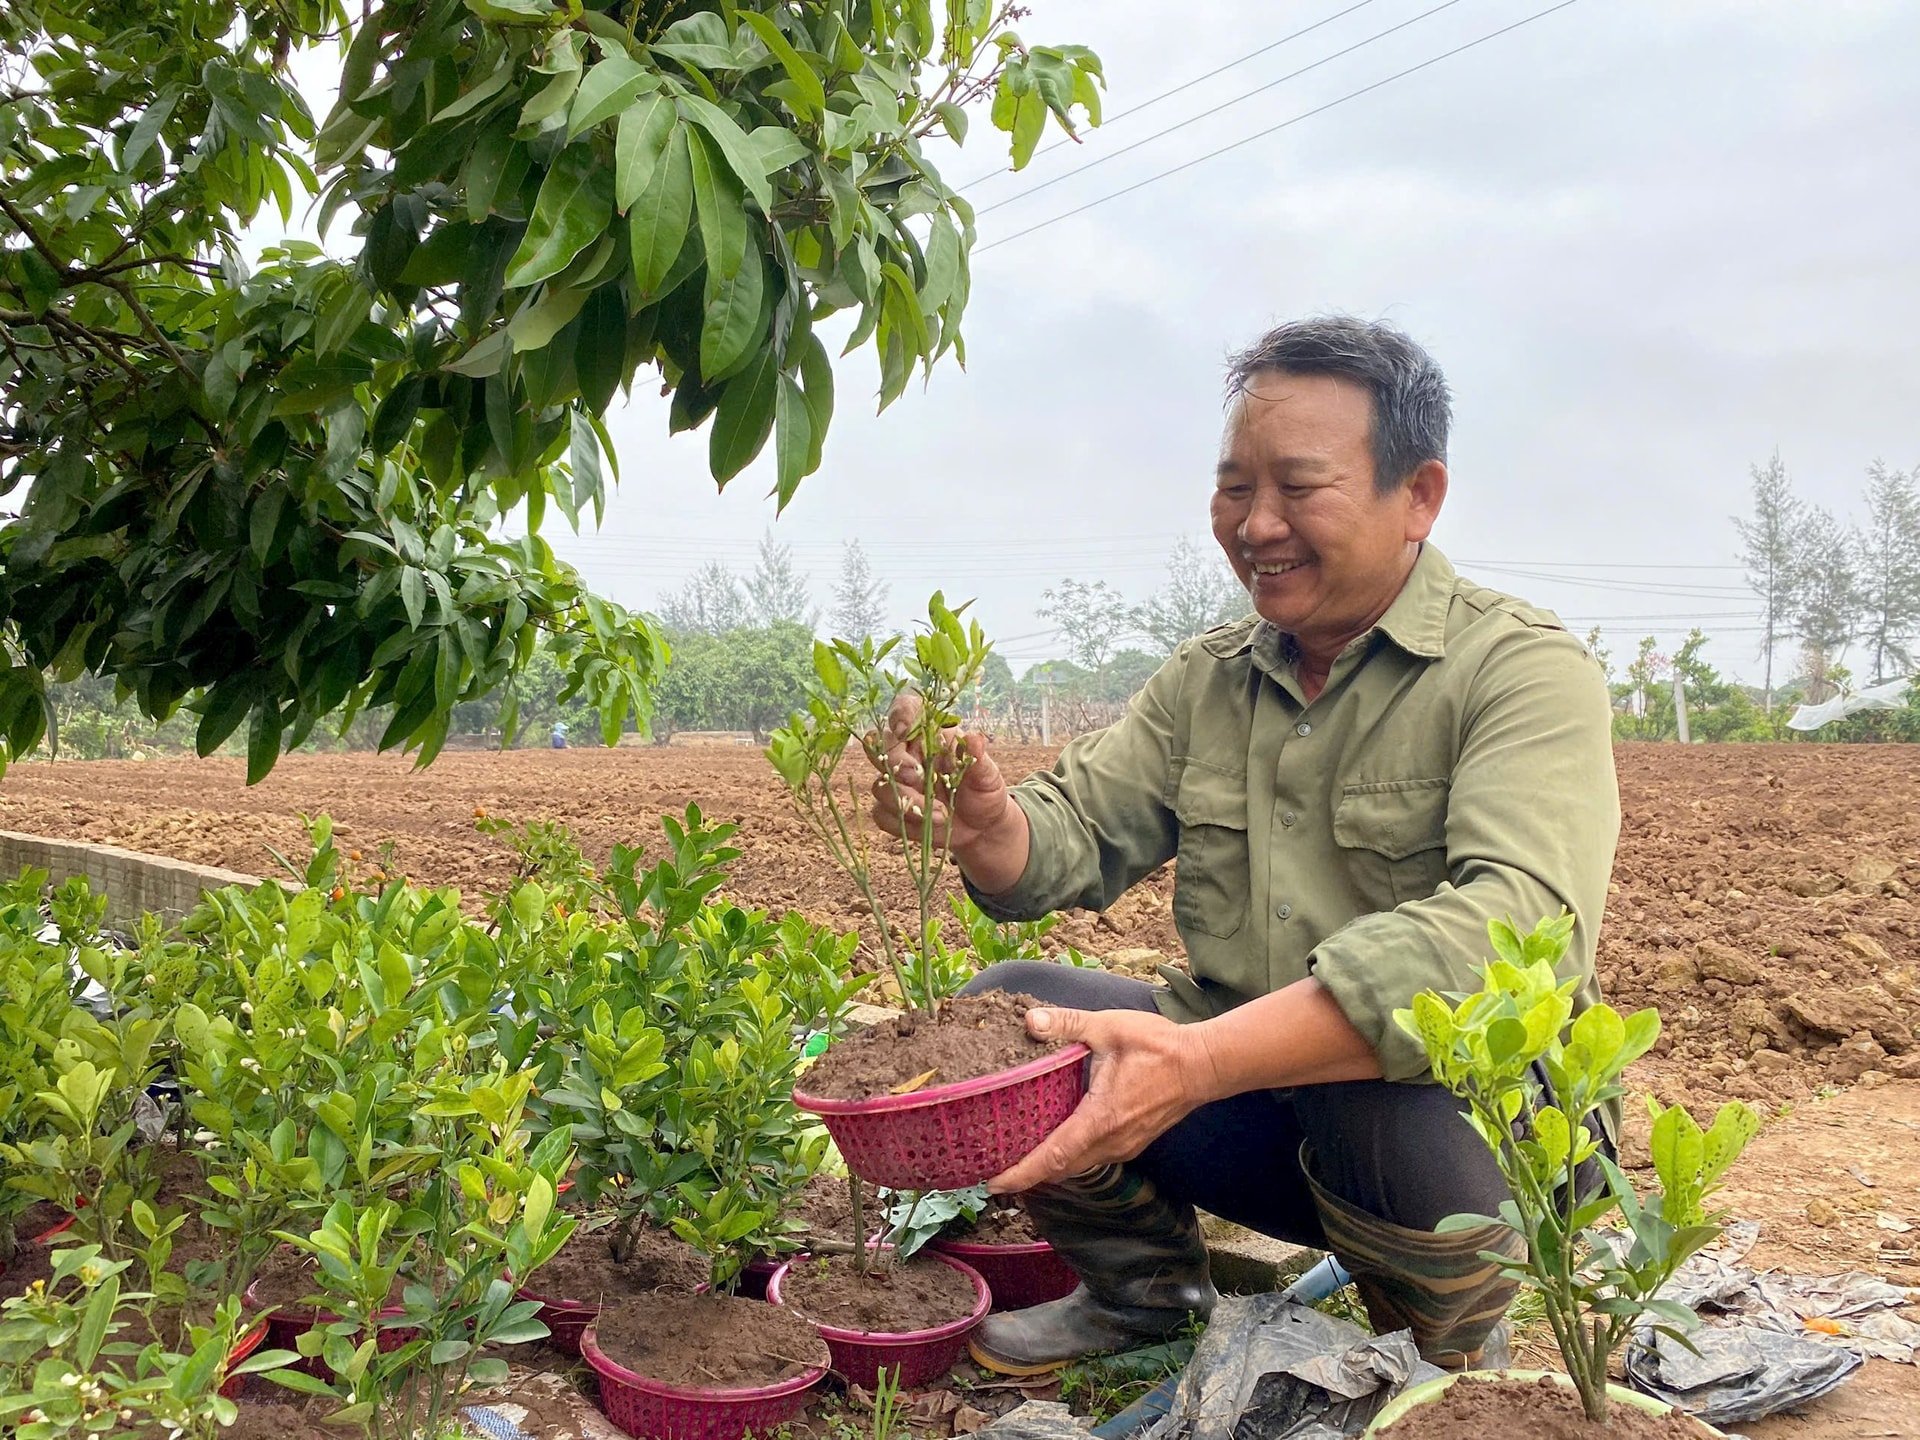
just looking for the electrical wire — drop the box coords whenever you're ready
[959,0,1388,188]
[975,0,1585,255]
[974,0,1469,217]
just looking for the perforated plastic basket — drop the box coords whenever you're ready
[766,1251,990,1391]
[928,1235,1079,1313]
[792,1043,1088,1191]
[581,1323,825,1440]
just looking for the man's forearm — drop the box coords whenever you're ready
[952,795,1033,898]
[1189,976,1383,1100]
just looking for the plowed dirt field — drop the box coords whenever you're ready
[2,741,1916,1435]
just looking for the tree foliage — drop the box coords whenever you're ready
[652,619,813,739]
[1037,577,1125,672]
[0,0,1101,780]
[743,529,813,629]
[1131,536,1246,654]
[1732,452,1803,712]
[830,537,888,640]
[1790,504,1859,697]
[658,557,747,634]
[1855,461,1920,683]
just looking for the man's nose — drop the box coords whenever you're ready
[1238,489,1290,546]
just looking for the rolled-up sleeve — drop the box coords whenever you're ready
[967,648,1188,923]
[1307,626,1620,1082]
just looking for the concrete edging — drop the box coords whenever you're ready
[0,829,262,928]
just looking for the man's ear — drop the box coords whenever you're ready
[1403,459,1448,543]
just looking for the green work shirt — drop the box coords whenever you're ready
[972,543,1621,1094]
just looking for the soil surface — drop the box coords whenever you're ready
[777,1250,982,1333]
[799,990,1066,1099]
[214,1400,342,1440]
[530,1220,708,1303]
[1375,1375,1712,1439]
[591,1292,829,1388]
[248,1244,407,1312]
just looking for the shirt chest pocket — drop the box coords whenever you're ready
[1172,766,1250,941]
[1333,779,1452,910]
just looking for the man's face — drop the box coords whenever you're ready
[1210,370,1444,658]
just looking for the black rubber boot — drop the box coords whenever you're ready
[1304,1149,1523,1370]
[968,1164,1219,1376]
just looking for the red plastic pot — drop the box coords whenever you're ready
[792,1044,1088,1191]
[767,1251,990,1390]
[581,1321,826,1440]
[218,1317,270,1400]
[30,1212,77,1245]
[928,1235,1078,1313]
[513,1283,597,1356]
[242,1279,416,1378]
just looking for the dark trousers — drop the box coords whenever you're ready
[963,960,1512,1243]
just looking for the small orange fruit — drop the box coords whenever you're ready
[329,886,346,902]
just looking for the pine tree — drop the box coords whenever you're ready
[830,540,890,641]
[1855,462,1920,682]
[1791,504,1859,701]
[1732,452,1803,712]
[745,532,817,631]
[659,561,747,636]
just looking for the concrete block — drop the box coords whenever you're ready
[1200,1213,1321,1296]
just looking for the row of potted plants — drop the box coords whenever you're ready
[0,777,1084,1438]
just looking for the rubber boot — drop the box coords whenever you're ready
[968,1164,1219,1376]
[1304,1150,1523,1370]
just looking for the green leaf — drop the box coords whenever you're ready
[749,125,809,175]
[627,125,694,296]
[505,147,614,289]
[574,284,627,413]
[933,101,967,144]
[737,13,826,120]
[614,92,678,211]
[708,345,778,483]
[570,54,659,140]
[688,126,747,284]
[197,676,254,756]
[247,696,283,785]
[772,372,812,510]
[678,94,773,211]
[700,249,766,380]
[371,374,425,453]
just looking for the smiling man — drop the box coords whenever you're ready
[868,316,1621,1376]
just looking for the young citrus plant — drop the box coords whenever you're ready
[1394,913,1759,1424]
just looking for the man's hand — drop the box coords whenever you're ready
[986,1006,1221,1193]
[867,694,1029,893]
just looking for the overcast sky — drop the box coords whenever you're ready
[283,0,1920,683]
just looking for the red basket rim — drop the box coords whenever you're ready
[766,1251,990,1344]
[928,1235,1055,1261]
[230,1316,270,1363]
[792,1043,1087,1117]
[30,1213,77,1245]
[580,1323,827,1401]
[513,1283,598,1314]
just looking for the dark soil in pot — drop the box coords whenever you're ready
[799,991,1064,1099]
[1376,1376,1712,1440]
[775,1250,981,1333]
[531,1220,709,1303]
[15,1199,69,1241]
[592,1292,829,1388]
[787,1172,879,1249]
[951,1197,1040,1244]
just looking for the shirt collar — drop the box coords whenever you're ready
[1199,543,1454,666]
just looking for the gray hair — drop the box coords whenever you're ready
[1225,316,1452,493]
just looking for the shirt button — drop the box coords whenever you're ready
[1295,721,1312,737]
[1281,810,1297,827]
[1275,902,1292,919]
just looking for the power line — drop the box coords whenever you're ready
[960,1,1387,188]
[976,0,1585,255]
[974,0,1468,217]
